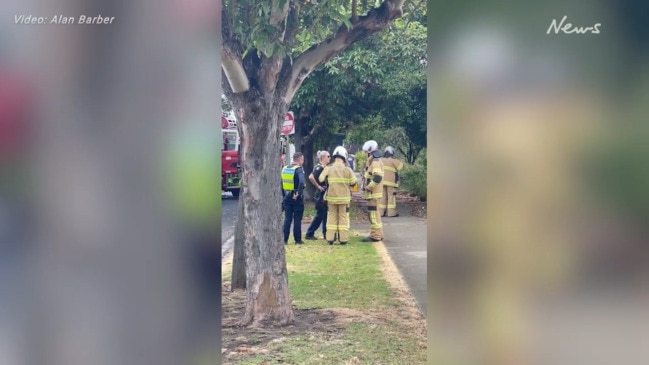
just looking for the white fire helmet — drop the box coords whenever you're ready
[332,146,348,160]
[384,146,395,155]
[362,140,379,153]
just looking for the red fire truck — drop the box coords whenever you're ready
[221,111,295,198]
[221,113,241,197]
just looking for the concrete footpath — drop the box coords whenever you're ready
[301,201,427,317]
[379,205,427,316]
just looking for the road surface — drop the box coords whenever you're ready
[221,193,239,257]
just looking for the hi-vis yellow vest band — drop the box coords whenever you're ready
[281,165,304,191]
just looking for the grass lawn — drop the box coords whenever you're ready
[285,238,395,310]
[221,233,427,364]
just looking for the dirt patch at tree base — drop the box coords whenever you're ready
[222,285,348,356]
[222,288,391,354]
[222,287,425,362]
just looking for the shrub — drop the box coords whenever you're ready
[399,163,426,201]
[354,151,367,173]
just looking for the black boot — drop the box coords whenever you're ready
[362,237,381,242]
[327,241,334,245]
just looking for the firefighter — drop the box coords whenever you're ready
[281,152,306,244]
[379,146,404,217]
[319,146,357,245]
[361,140,384,242]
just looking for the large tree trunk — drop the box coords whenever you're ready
[230,107,247,290]
[231,188,246,290]
[230,94,294,326]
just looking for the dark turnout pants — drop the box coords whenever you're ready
[306,201,327,238]
[283,198,304,243]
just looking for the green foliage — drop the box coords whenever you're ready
[291,12,427,165]
[345,115,385,145]
[375,18,427,163]
[399,166,426,201]
[399,151,427,201]
[221,95,232,114]
[355,150,367,172]
[224,0,357,59]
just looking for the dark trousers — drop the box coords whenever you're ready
[306,201,327,237]
[282,199,304,243]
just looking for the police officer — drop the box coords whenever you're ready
[319,146,357,245]
[361,140,384,242]
[305,150,331,240]
[281,152,306,244]
[379,146,404,217]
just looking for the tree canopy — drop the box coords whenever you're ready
[291,13,427,163]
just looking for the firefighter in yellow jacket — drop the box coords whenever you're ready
[319,146,357,245]
[379,146,404,217]
[361,140,384,242]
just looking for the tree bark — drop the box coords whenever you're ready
[231,186,246,290]
[228,93,294,326]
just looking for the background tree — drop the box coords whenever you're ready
[222,0,410,326]
[349,17,426,163]
[292,12,427,179]
[290,41,387,183]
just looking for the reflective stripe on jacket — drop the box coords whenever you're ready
[363,157,384,199]
[320,159,357,204]
[381,157,404,187]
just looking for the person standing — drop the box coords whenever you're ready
[281,152,306,244]
[379,146,404,217]
[305,150,331,240]
[347,154,355,171]
[319,146,357,245]
[361,140,384,242]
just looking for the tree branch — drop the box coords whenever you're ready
[303,122,323,145]
[259,56,283,94]
[222,12,250,93]
[412,0,425,12]
[222,48,250,93]
[270,0,291,26]
[283,4,300,47]
[281,0,407,104]
[222,69,234,98]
